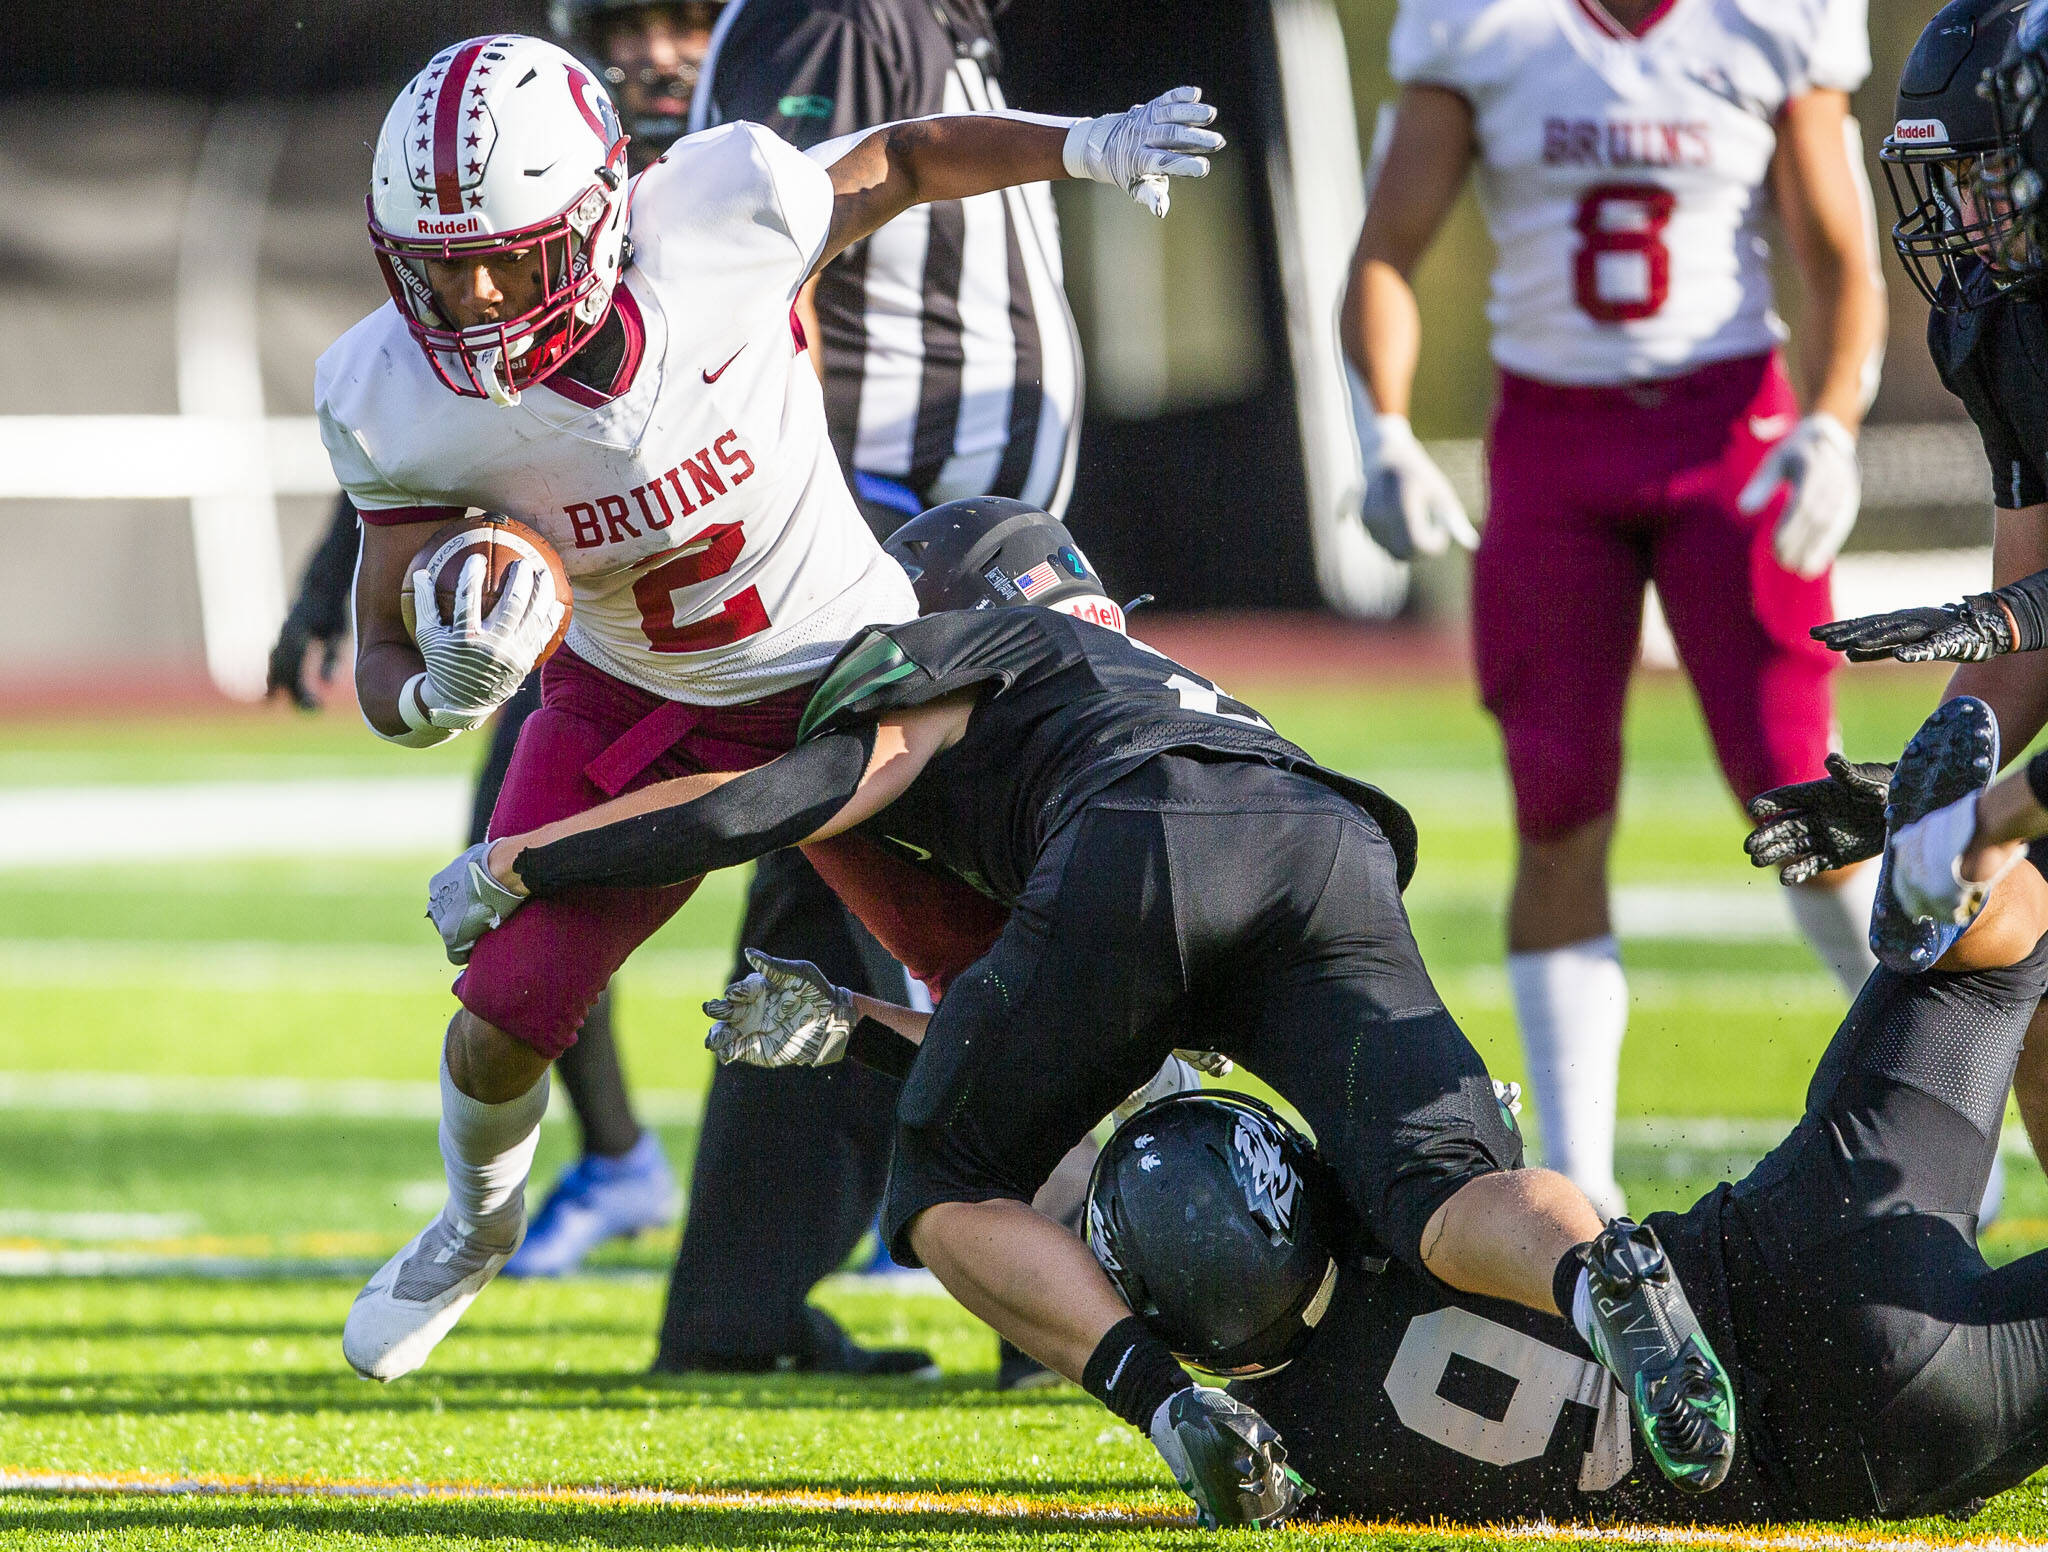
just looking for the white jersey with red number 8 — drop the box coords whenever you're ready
[1389,0,1868,385]
[315,121,915,706]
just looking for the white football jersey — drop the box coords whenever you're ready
[316,121,916,706]
[1390,0,1869,384]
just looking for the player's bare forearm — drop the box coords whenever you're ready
[352,524,432,737]
[1772,90,1885,431]
[821,117,1066,272]
[1341,86,1474,416]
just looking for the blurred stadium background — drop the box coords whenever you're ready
[2,2,2042,1544]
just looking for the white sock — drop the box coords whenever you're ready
[1509,935,1628,1220]
[1786,862,1879,999]
[438,1057,548,1245]
[1568,1266,1595,1347]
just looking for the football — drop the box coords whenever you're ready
[398,514,573,663]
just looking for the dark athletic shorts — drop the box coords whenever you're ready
[880,753,1522,1274]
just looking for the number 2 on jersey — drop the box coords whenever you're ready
[632,521,770,654]
[1572,183,1674,323]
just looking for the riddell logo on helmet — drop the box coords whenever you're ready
[1892,118,1948,143]
[418,217,481,235]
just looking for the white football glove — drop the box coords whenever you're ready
[1174,1048,1234,1078]
[1352,404,1477,562]
[1063,86,1224,218]
[408,557,564,732]
[1737,413,1860,580]
[704,950,857,1068]
[426,841,527,966]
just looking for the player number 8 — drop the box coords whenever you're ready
[1572,182,1675,323]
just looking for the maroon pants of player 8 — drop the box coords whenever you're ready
[1472,349,1837,842]
[456,647,1004,1057]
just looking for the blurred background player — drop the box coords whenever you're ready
[270,0,939,1379]
[674,0,1088,1388]
[1340,0,1888,1214]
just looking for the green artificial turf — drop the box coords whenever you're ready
[3,660,2046,1546]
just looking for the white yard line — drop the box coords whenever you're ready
[0,1069,704,1125]
[0,937,727,994]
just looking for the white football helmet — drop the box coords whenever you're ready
[369,35,631,405]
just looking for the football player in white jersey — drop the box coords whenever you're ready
[1341,0,1887,1214]
[317,31,1223,1381]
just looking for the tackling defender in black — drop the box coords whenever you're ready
[429,499,1742,1526]
[1088,916,2048,1526]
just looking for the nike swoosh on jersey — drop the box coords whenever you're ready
[887,836,933,862]
[703,346,745,383]
[1748,414,1796,441]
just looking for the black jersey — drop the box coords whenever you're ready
[1231,1198,1804,1527]
[796,609,1417,904]
[1927,267,2048,510]
[1238,946,2048,1526]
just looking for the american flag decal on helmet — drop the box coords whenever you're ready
[1012,561,1062,599]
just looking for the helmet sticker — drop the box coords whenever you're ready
[1233,1113,1301,1235]
[1892,117,1949,144]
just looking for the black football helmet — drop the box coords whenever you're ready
[1883,0,2034,310]
[883,498,1127,631]
[1086,1093,1343,1379]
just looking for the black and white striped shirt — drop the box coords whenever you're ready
[691,0,1082,523]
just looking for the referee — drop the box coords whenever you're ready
[661,0,1088,1389]
[689,0,1083,530]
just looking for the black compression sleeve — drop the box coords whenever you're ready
[289,494,360,636]
[845,1015,918,1081]
[513,726,877,895]
[1993,567,2048,652]
[2027,748,2048,814]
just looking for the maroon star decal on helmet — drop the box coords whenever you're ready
[468,106,483,120]
[414,137,428,151]
[465,134,480,147]
[468,192,484,208]
[418,193,432,208]
[467,161,482,174]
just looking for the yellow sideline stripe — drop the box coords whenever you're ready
[1,1469,2039,1549]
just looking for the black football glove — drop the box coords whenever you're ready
[1809,596,2015,664]
[266,610,345,712]
[1742,753,1894,885]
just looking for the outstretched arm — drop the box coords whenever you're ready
[507,695,973,890]
[813,89,1223,272]
[424,695,974,963]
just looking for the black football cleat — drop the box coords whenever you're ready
[1151,1387,1310,1528]
[1578,1218,1736,1494]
